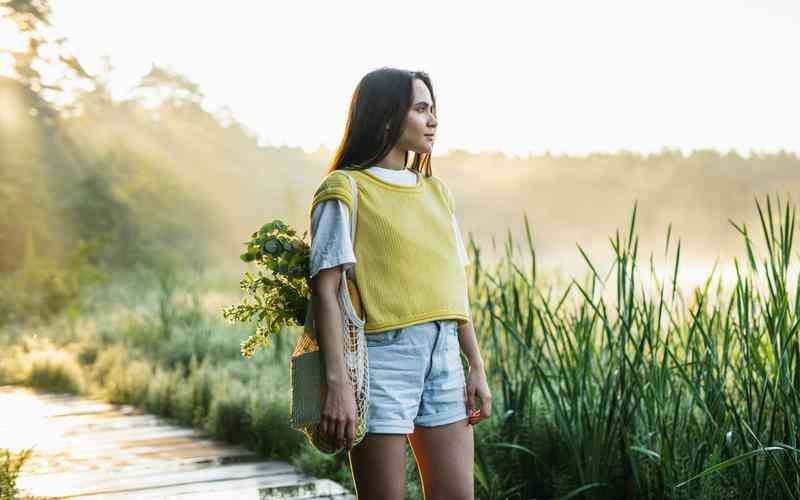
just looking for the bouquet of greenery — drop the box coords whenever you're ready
[222,219,311,358]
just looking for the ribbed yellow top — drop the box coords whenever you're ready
[309,168,470,333]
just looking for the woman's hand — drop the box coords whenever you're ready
[320,378,357,449]
[465,363,492,425]
[455,321,492,426]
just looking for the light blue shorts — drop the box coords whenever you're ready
[364,319,468,434]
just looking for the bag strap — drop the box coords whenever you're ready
[339,172,358,281]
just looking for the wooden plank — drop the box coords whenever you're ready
[0,389,119,416]
[260,479,356,500]
[19,450,265,483]
[65,475,355,500]
[20,444,259,476]
[17,435,231,461]
[19,461,300,498]
[19,440,257,470]
[31,426,200,450]
[0,417,195,447]
[67,472,306,499]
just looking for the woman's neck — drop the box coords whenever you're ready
[374,149,408,170]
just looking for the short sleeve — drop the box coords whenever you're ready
[310,171,354,220]
[309,199,356,280]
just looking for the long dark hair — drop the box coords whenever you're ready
[326,67,436,178]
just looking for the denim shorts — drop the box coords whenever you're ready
[364,319,468,434]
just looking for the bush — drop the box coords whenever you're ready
[106,359,153,405]
[170,356,217,427]
[0,237,108,328]
[205,379,251,444]
[0,448,34,500]
[26,349,83,394]
[246,390,304,459]
[0,344,27,386]
[144,367,183,417]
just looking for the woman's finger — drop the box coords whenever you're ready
[464,384,475,415]
[480,393,492,418]
[335,418,345,443]
[320,417,328,436]
[468,410,479,425]
[344,420,355,449]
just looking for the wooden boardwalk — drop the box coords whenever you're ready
[0,385,355,499]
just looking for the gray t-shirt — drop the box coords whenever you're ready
[309,166,472,320]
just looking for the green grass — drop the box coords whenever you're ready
[466,193,800,499]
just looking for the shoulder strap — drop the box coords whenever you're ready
[338,172,358,280]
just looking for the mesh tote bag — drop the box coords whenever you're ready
[290,172,369,454]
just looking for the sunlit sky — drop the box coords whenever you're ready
[19,1,800,156]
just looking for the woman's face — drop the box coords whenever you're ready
[397,78,437,154]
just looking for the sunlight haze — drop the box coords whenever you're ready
[47,0,800,157]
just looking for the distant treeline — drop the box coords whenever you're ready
[2,0,799,312]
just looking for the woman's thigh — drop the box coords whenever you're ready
[408,418,474,500]
[348,433,408,500]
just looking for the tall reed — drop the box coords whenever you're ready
[470,194,800,499]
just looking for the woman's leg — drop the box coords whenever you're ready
[410,321,475,499]
[348,432,408,500]
[408,418,474,500]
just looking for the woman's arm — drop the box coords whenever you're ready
[458,320,493,425]
[311,267,349,386]
[308,197,359,445]
[457,320,484,372]
[308,198,356,386]
[310,266,357,448]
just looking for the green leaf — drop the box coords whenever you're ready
[673,446,788,488]
[559,482,607,500]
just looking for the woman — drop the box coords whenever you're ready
[309,67,492,500]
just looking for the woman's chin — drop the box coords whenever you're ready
[413,143,433,154]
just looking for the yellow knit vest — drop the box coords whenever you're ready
[309,168,470,334]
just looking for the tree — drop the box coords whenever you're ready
[1,0,95,120]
